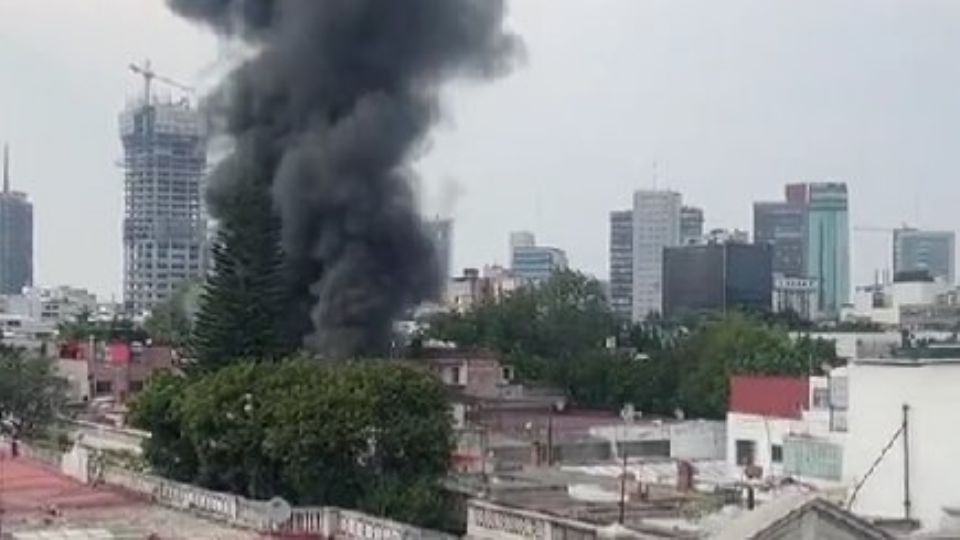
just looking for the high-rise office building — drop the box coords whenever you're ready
[753,184,808,277]
[0,145,33,294]
[662,242,773,319]
[509,231,568,283]
[424,217,453,282]
[120,100,207,314]
[807,183,850,316]
[680,206,705,245]
[893,227,955,284]
[609,210,633,320]
[632,190,682,320]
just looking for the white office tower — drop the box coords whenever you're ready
[631,190,682,321]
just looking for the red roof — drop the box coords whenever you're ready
[729,375,809,419]
[109,342,132,365]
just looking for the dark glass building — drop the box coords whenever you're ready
[608,210,633,320]
[0,145,33,295]
[662,242,773,319]
[753,200,807,278]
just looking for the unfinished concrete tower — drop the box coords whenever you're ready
[119,93,206,314]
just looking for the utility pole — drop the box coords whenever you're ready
[618,444,629,524]
[902,403,911,520]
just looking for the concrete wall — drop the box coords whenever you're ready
[590,420,726,461]
[845,360,960,530]
[98,463,456,539]
[468,499,600,540]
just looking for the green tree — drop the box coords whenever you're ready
[127,372,198,482]
[130,359,454,528]
[0,348,67,439]
[428,275,838,418]
[190,178,290,372]
[675,313,834,418]
[427,270,617,379]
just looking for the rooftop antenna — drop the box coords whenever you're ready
[652,160,659,190]
[3,143,9,194]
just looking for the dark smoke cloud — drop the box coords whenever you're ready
[169,0,519,357]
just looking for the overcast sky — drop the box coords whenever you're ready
[2,0,960,299]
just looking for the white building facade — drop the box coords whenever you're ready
[726,374,847,486]
[631,190,681,321]
[844,357,960,530]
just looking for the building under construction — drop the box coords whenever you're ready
[120,64,207,314]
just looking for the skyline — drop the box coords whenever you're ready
[3,1,960,298]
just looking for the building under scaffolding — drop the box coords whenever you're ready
[119,98,207,314]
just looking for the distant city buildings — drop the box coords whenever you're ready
[680,205,705,245]
[703,227,750,245]
[608,210,633,320]
[845,271,952,328]
[509,231,568,283]
[120,99,207,315]
[753,182,850,319]
[893,227,954,284]
[631,190,682,321]
[662,241,773,319]
[1,285,97,325]
[0,144,33,295]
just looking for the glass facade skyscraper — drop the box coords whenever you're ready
[0,145,33,295]
[806,183,850,316]
[893,228,955,284]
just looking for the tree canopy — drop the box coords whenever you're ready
[0,347,67,439]
[190,178,292,372]
[426,270,837,419]
[130,359,454,529]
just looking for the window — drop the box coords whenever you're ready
[95,380,113,395]
[771,444,783,463]
[129,380,144,393]
[813,388,830,409]
[736,439,756,466]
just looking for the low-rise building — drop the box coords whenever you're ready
[726,374,847,485]
[57,340,176,403]
[845,273,950,327]
[1,285,98,325]
[773,274,818,321]
[0,313,57,353]
[446,266,523,313]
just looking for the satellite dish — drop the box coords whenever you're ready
[265,496,292,523]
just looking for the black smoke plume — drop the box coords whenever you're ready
[168,0,519,357]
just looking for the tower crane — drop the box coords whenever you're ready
[129,59,194,105]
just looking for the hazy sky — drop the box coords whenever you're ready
[2,0,960,299]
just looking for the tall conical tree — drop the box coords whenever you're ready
[190,176,291,373]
